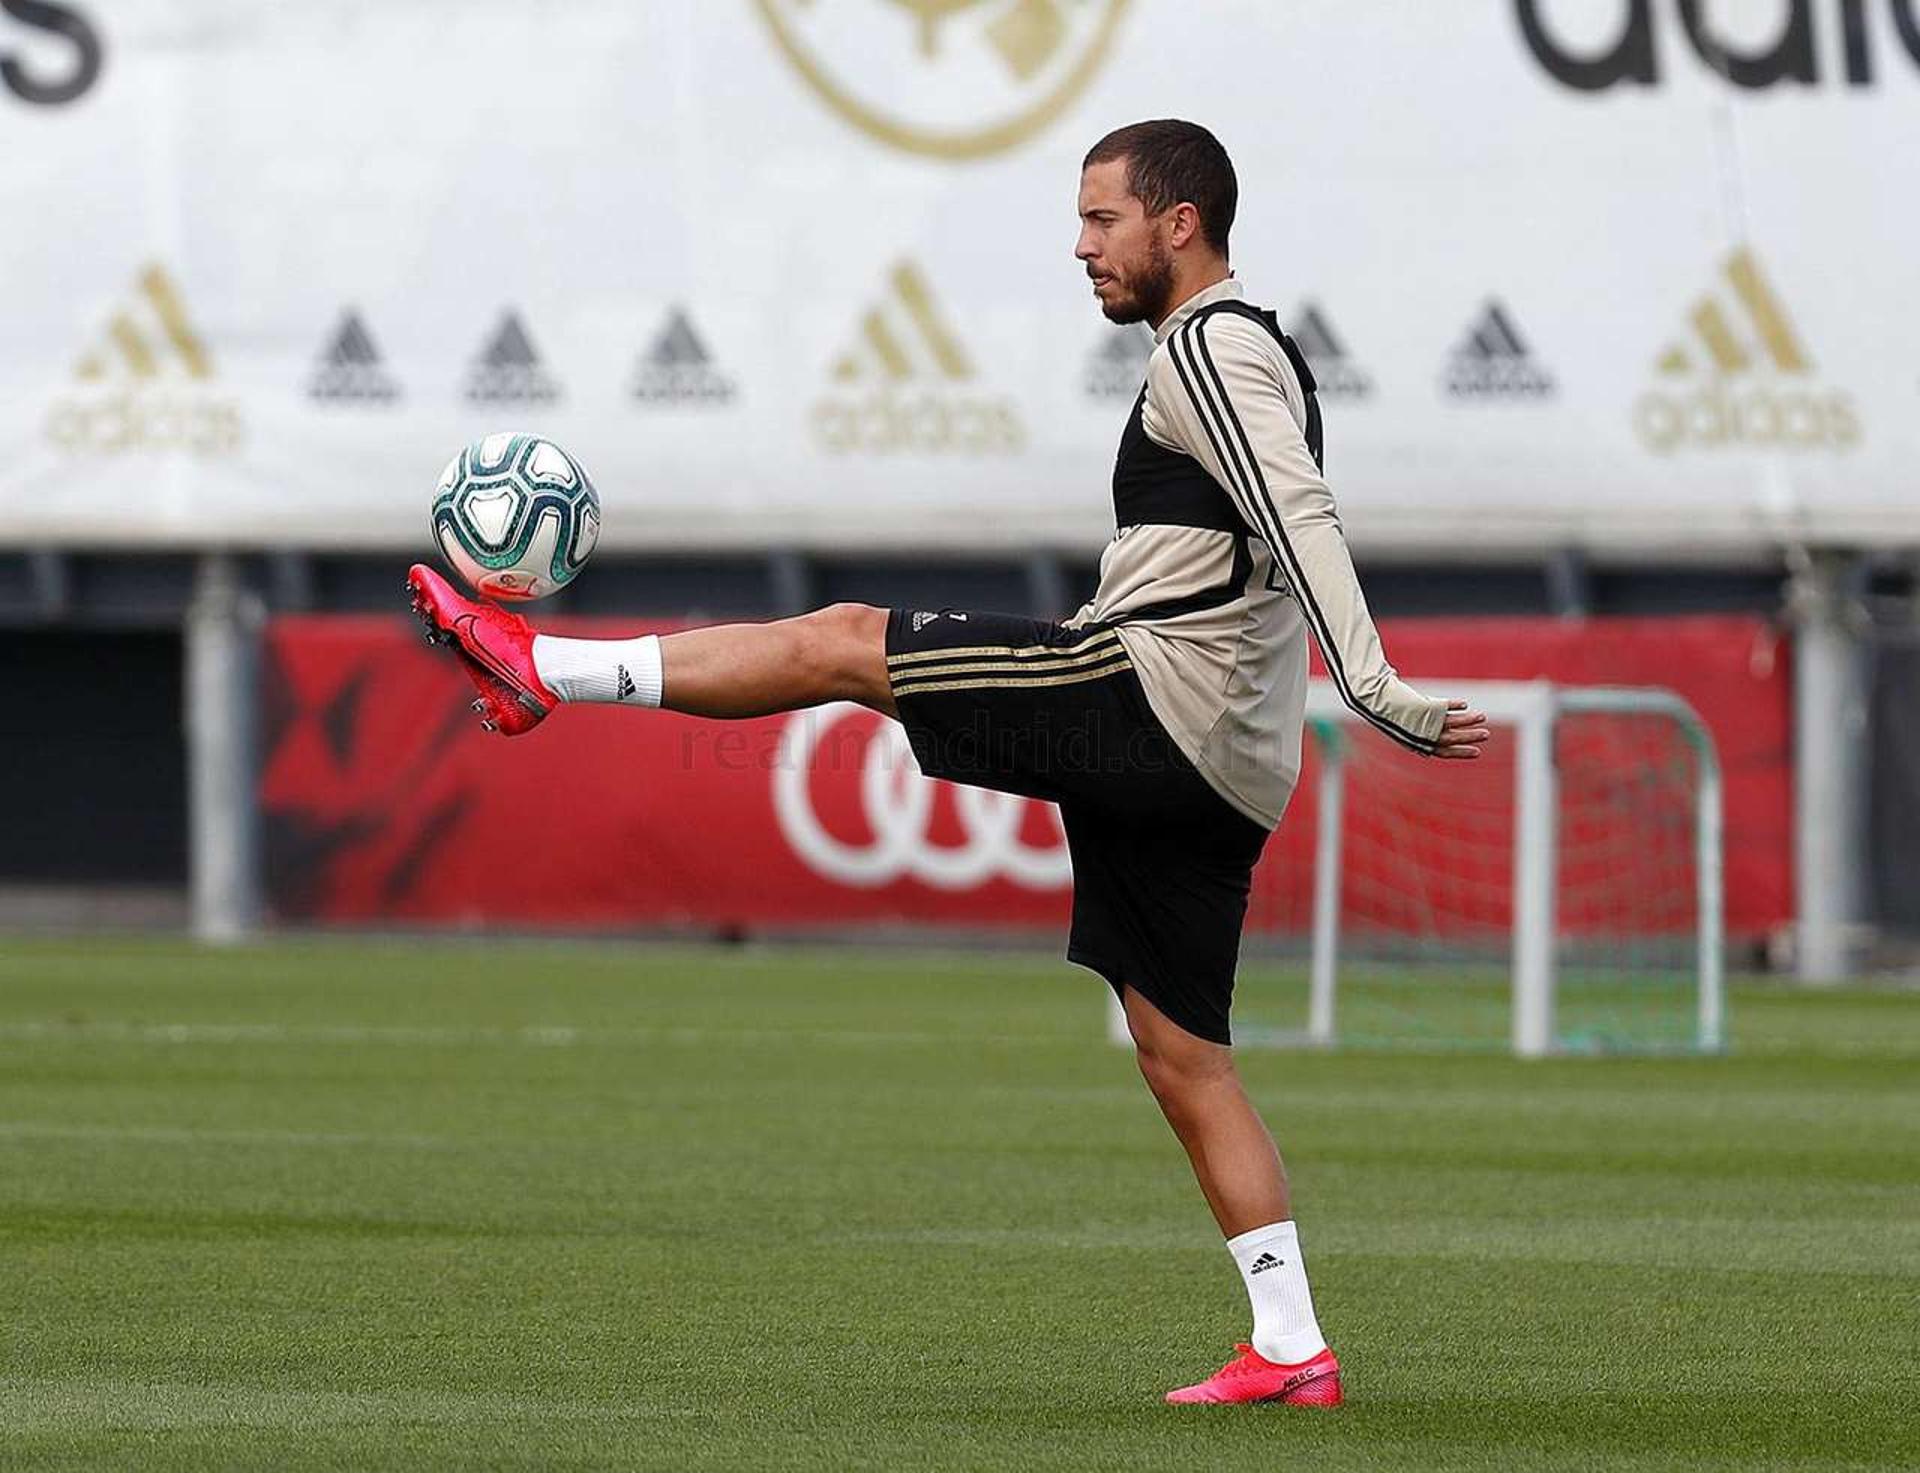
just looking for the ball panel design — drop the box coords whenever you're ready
[526,440,579,489]
[434,519,472,580]
[461,486,521,550]
[475,431,525,472]
[429,433,599,601]
[570,504,601,569]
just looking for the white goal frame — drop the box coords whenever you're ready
[1108,681,1725,1058]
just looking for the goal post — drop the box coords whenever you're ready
[1553,684,1724,1054]
[1106,680,1725,1058]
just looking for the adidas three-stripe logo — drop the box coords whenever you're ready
[1165,310,1438,757]
[1632,248,1856,453]
[831,262,973,384]
[75,265,212,382]
[1249,1252,1285,1275]
[887,628,1128,697]
[1655,247,1808,378]
[814,259,1021,455]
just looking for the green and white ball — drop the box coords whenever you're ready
[430,432,600,600]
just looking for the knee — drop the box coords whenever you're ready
[793,603,886,683]
[1134,1033,1235,1111]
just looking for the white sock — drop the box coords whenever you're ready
[1228,1220,1327,1365]
[530,633,664,707]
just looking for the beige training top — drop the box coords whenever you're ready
[1065,278,1447,828]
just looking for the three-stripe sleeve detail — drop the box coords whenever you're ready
[1168,316,1438,756]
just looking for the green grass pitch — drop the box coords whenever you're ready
[2,939,1915,1470]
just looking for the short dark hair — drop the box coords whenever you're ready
[1083,119,1237,255]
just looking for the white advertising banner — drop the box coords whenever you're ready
[0,0,1915,556]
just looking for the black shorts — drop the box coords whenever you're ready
[884,607,1269,1045]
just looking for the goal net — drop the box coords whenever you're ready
[1114,682,1724,1057]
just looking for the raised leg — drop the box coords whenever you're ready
[658,602,895,719]
[406,563,896,736]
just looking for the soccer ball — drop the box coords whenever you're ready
[430,432,600,600]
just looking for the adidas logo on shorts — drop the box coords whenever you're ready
[910,611,968,632]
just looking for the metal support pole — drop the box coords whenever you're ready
[28,549,70,620]
[1307,724,1346,1047]
[1790,551,1868,984]
[766,549,815,617]
[1024,550,1071,621]
[185,553,264,943]
[1512,683,1558,1058]
[1544,547,1591,619]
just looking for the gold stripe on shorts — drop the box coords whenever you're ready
[889,643,1127,685]
[890,649,1133,696]
[886,629,1120,669]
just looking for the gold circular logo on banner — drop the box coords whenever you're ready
[755,0,1131,161]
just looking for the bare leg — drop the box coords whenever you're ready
[658,602,896,719]
[1122,984,1290,1235]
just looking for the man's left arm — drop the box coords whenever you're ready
[1159,312,1460,755]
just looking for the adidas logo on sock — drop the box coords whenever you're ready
[615,664,637,701]
[1249,1252,1286,1275]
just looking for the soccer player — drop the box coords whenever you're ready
[408,119,1489,1407]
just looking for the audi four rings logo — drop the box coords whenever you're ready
[772,704,1071,890]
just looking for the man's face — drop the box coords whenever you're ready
[1075,158,1176,327]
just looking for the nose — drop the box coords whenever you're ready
[1075,226,1098,262]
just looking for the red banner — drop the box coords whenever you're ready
[261,613,1789,940]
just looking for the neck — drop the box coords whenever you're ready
[1150,262,1232,330]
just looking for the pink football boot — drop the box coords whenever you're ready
[1164,1345,1343,1407]
[406,563,557,736]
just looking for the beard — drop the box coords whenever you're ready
[1098,234,1177,325]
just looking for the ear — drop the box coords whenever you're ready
[1166,202,1204,251]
